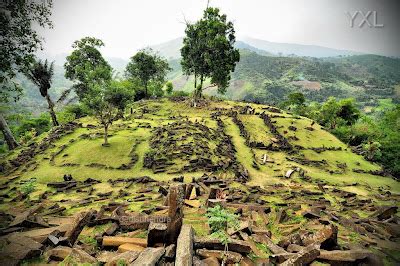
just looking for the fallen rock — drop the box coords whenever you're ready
[370,206,398,221]
[105,251,141,266]
[102,236,147,247]
[164,244,176,259]
[194,236,251,254]
[301,224,338,250]
[184,199,201,208]
[318,249,382,264]
[196,248,243,263]
[252,234,288,255]
[131,247,165,266]
[8,204,44,227]
[96,251,118,263]
[66,248,97,264]
[45,246,73,261]
[176,224,194,266]
[65,210,95,246]
[118,243,145,253]
[201,256,220,266]
[147,222,167,247]
[0,235,43,265]
[279,244,320,266]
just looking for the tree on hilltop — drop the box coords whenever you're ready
[181,7,240,106]
[125,49,170,99]
[64,37,112,99]
[65,37,134,146]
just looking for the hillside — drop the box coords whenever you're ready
[241,37,360,58]
[170,51,400,107]
[1,98,399,264]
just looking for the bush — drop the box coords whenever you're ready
[15,113,51,137]
[166,81,173,95]
[62,104,90,119]
[206,205,239,248]
[21,179,36,195]
[171,90,189,97]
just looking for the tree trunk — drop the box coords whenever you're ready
[144,81,148,98]
[103,124,109,145]
[193,75,203,108]
[45,94,59,126]
[0,114,19,150]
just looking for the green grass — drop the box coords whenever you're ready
[2,98,398,215]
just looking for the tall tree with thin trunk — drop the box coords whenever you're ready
[24,59,59,126]
[0,0,53,150]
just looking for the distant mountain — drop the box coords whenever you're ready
[242,37,361,58]
[234,41,274,56]
[148,37,183,60]
[148,37,363,59]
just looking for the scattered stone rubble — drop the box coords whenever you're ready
[0,173,398,265]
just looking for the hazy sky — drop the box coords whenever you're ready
[38,0,400,58]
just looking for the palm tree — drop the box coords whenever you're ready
[25,59,59,126]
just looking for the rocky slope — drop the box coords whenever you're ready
[0,98,399,265]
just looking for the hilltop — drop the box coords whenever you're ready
[0,98,399,264]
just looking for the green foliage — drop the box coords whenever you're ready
[307,97,360,129]
[286,92,305,106]
[125,49,170,98]
[14,113,51,138]
[117,260,127,266]
[171,90,189,97]
[295,94,400,178]
[24,58,59,126]
[107,80,135,114]
[24,59,55,98]
[181,7,240,97]
[206,205,239,248]
[21,179,36,195]
[363,142,382,161]
[166,81,173,95]
[0,0,53,103]
[64,37,112,99]
[61,104,90,120]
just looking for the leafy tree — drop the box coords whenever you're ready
[312,98,357,128]
[287,92,305,106]
[0,0,53,150]
[64,37,130,146]
[125,49,170,98]
[181,7,240,105]
[24,59,59,126]
[0,0,53,101]
[107,80,135,118]
[166,81,173,95]
[64,37,112,99]
[337,98,360,125]
[82,81,132,146]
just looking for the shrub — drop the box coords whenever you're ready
[206,205,239,250]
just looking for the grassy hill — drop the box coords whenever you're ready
[2,98,398,197]
[1,98,399,264]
